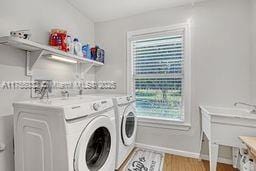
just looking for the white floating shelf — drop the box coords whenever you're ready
[0,36,104,76]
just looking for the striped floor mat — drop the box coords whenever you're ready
[124,148,165,171]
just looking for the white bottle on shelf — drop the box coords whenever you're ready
[73,38,83,57]
[66,36,74,54]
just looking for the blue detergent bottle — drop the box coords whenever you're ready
[82,44,91,59]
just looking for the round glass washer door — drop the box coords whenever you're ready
[121,105,137,146]
[74,116,114,171]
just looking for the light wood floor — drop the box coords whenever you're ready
[119,152,236,171]
[163,154,236,171]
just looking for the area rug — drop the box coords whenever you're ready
[124,148,165,171]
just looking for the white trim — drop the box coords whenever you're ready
[183,19,192,126]
[200,154,233,165]
[137,117,191,131]
[135,143,200,159]
[126,20,192,128]
[126,32,134,96]
[127,23,189,39]
[135,143,233,165]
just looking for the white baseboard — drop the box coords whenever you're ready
[135,143,200,159]
[200,154,233,165]
[135,143,233,165]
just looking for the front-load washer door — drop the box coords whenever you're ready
[74,116,115,171]
[121,105,137,146]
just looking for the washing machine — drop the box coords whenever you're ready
[88,94,138,169]
[13,96,116,171]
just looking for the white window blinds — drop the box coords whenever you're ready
[131,31,185,121]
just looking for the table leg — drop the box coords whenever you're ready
[209,142,219,171]
[199,131,204,161]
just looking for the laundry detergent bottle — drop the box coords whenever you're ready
[73,38,83,57]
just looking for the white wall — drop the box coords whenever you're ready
[0,0,253,168]
[0,0,95,115]
[251,0,256,103]
[95,0,252,160]
[0,0,95,170]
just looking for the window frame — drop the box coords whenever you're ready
[127,22,191,130]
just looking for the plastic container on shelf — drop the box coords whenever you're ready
[91,46,97,60]
[66,35,73,54]
[49,29,68,52]
[98,48,105,63]
[90,46,104,63]
[73,38,83,57]
[82,44,91,59]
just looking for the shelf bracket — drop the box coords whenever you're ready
[26,50,45,76]
[80,63,95,78]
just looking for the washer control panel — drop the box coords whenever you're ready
[64,99,113,120]
[91,100,109,111]
[92,103,100,111]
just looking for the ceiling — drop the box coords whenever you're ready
[67,0,205,22]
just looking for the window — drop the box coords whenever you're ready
[127,23,191,127]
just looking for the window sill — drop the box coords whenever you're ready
[137,116,191,131]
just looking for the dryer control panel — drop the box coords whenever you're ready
[116,95,134,106]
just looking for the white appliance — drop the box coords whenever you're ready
[13,96,116,171]
[114,95,137,169]
[0,114,14,171]
[89,94,138,169]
